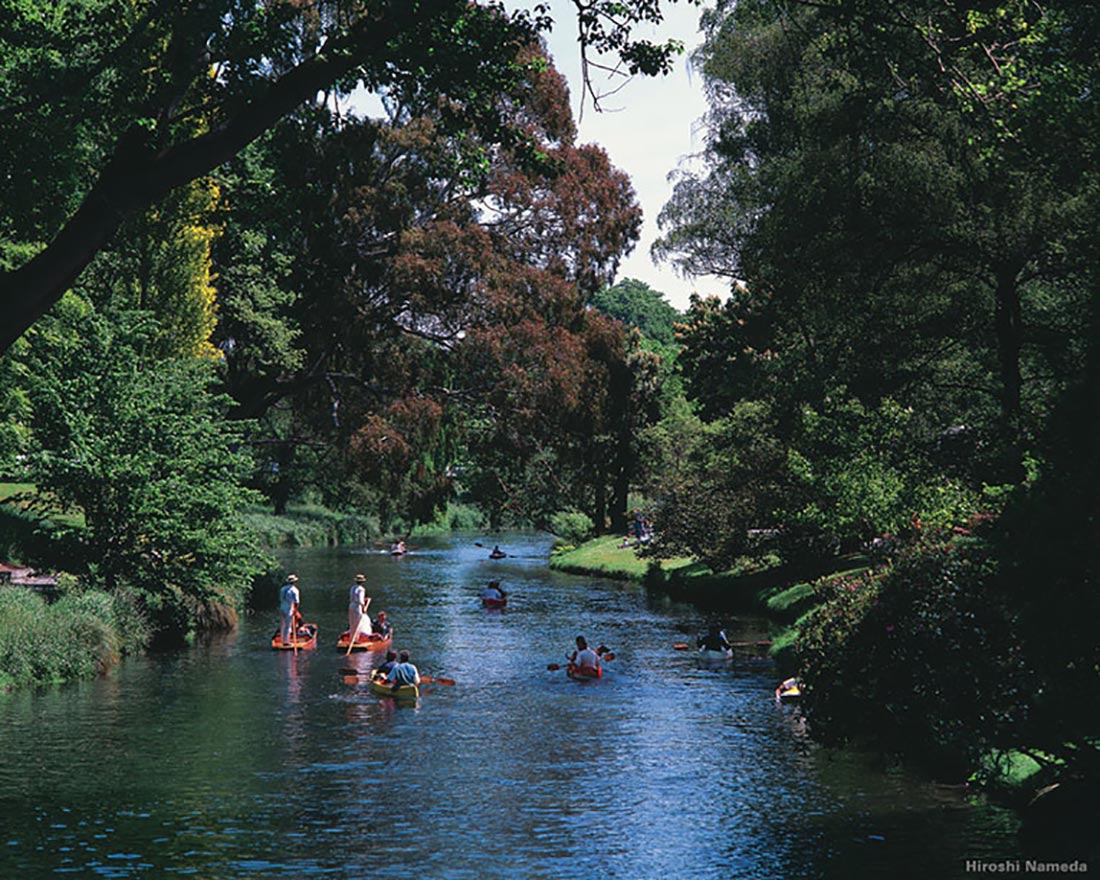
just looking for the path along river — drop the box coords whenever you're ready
[0,532,1020,878]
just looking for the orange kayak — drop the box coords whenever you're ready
[271,623,318,651]
[567,663,602,680]
[335,631,393,652]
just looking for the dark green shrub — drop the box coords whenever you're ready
[795,531,1028,779]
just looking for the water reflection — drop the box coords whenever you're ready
[0,532,1019,878]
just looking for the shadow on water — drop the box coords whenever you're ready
[0,532,1020,878]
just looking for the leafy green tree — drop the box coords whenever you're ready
[651,400,788,571]
[0,0,697,354]
[655,0,1096,479]
[21,299,265,638]
[590,278,681,345]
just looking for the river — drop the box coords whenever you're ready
[0,532,1020,878]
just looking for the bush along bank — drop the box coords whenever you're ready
[789,525,1100,861]
[0,583,152,691]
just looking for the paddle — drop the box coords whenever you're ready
[344,597,372,656]
[339,667,455,686]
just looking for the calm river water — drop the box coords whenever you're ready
[0,532,1020,878]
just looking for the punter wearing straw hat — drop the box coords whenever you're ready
[348,573,372,642]
[279,574,301,645]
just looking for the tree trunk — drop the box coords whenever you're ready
[993,261,1025,480]
[993,263,1023,424]
[592,464,608,535]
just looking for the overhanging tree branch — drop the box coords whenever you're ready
[0,16,393,355]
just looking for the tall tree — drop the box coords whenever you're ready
[655,0,1096,479]
[0,0,696,354]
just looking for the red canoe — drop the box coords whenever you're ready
[481,596,507,608]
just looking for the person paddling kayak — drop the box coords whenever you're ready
[387,650,421,688]
[567,636,602,678]
[699,623,731,654]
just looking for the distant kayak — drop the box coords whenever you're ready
[776,680,802,702]
[481,596,507,608]
[271,622,318,651]
[697,648,733,664]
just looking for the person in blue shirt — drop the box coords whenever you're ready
[278,574,300,645]
[388,650,420,688]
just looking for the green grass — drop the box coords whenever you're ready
[240,504,380,548]
[548,534,694,581]
[0,585,151,690]
[0,481,85,528]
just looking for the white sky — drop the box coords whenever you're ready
[532,0,727,311]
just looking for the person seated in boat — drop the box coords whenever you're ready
[371,610,392,639]
[776,677,801,699]
[391,539,407,555]
[375,650,399,679]
[698,623,732,654]
[278,574,300,645]
[481,580,506,602]
[348,573,372,641]
[567,636,602,676]
[387,650,420,688]
[489,544,506,559]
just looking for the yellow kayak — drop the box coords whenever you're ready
[368,674,419,700]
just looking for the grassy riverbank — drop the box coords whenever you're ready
[553,536,1057,805]
[551,536,869,666]
[0,585,151,691]
[548,534,694,580]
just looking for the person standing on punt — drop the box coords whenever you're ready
[388,650,421,688]
[279,574,301,645]
[348,573,372,641]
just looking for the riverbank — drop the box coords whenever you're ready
[550,535,868,668]
[552,537,1062,819]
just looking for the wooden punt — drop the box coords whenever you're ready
[335,631,393,652]
[271,622,318,651]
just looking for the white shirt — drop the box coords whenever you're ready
[575,648,600,669]
[349,583,366,608]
